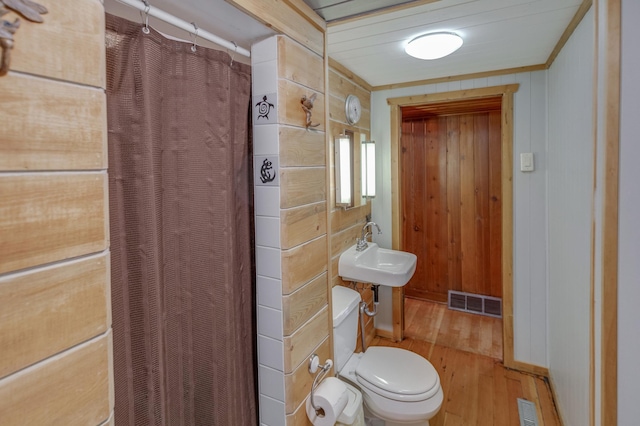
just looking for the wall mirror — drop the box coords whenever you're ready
[335,131,354,208]
[334,130,376,209]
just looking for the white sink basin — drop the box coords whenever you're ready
[338,243,417,287]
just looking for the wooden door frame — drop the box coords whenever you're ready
[387,84,520,369]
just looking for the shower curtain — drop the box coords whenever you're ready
[106,15,256,425]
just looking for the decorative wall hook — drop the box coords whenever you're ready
[0,0,48,76]
[301,93,320,129]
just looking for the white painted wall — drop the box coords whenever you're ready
[370,71,549,367]
[618,0,640,422]
[546,9,594,426]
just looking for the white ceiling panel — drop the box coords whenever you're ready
[327,0,585,86]
[103,0,588,87]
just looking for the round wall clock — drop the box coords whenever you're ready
[345,94,362,125]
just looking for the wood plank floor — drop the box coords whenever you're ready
[404,297,503,359]
[368,297,562,425]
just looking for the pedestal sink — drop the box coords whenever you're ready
[338,243,417,287]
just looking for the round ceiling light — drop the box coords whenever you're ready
[405,32,463,60]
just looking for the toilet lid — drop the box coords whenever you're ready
[356,347,440,402]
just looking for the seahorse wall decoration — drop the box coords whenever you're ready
[0,0,48,76]
[301,93,320,129]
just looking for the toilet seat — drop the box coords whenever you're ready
[338,347,443,424]
[356,347,440,402]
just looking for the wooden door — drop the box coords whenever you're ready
[401,108,502,302]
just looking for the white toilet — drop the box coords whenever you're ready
[332,285,444,425]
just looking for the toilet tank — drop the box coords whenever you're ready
[332,285,362,373]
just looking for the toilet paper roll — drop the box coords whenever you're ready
[306,377,349,426]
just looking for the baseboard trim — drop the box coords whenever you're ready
[375,328,394,340]
[505,359,550,377]
[547,373,567,426]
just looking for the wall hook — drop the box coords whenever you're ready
[0,0,48,76]
[301,93,320,129]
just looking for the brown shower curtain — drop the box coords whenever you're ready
[106,15,256,426]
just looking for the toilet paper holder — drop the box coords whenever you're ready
[308,354,333,415]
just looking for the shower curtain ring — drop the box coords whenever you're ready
[140,0,151,34]
[190,22,199,52]
[230,41,237,66]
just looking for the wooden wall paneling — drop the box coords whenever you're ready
[0,332,112,426]
[283,307,329,373]
[282,273,328,335]
[501,92,516,369]
[473,114,490,296]
[488,111,503,296]
[278,36,324,93]
[279,127,325,167]
[435,118,450,296]
[284,337,330,413]
[459,114,478,294]
[281,236,327,295]
[330,225,360,259]
[330,204,369,234]
[601,1,621,424]
[0,173,108,274]
[328,58,373,92]
[0,253,109,379]
[281,202,327,250]
[7,0,106,87]
[328,70,371,110]
[278,80,326,131]
[286,400,313,426]
[227,0,325,55]
[446,116,462,291]
[280,167,326,209]
[0,74,106,171]
[404,120,430,300]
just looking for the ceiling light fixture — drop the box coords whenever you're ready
[405,32,463,60]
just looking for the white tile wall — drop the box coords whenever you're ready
[253,60,279,96]
[256,246,282,279]
[259,395,286,426]
[254,187,281,217]
[257,275,283,310]
[258,306,284,341]
[254,124,280,156]
[253,35,287,426]
[255,216,281,248]
[251,37,278,64]
[258,335,284,372]
[259,365,286,402]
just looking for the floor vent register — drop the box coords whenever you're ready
[447,290,502,318]
[517,398,539,426]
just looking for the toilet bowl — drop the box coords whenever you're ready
[332,285,443,425]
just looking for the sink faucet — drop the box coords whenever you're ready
[356,221,382,251]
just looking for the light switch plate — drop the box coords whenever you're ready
[520,153,534,172]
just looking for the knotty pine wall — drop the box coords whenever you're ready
[328,63,375,349]
[0,1,113,425]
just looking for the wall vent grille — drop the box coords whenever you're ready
[517,398,539,426]
[447,290,502,318]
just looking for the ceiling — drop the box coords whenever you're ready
[104,0,587,87]
[323,0,585,87]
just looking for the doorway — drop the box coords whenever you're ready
[387,84,518,367]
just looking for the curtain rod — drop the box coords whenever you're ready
[115,0,251,58]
